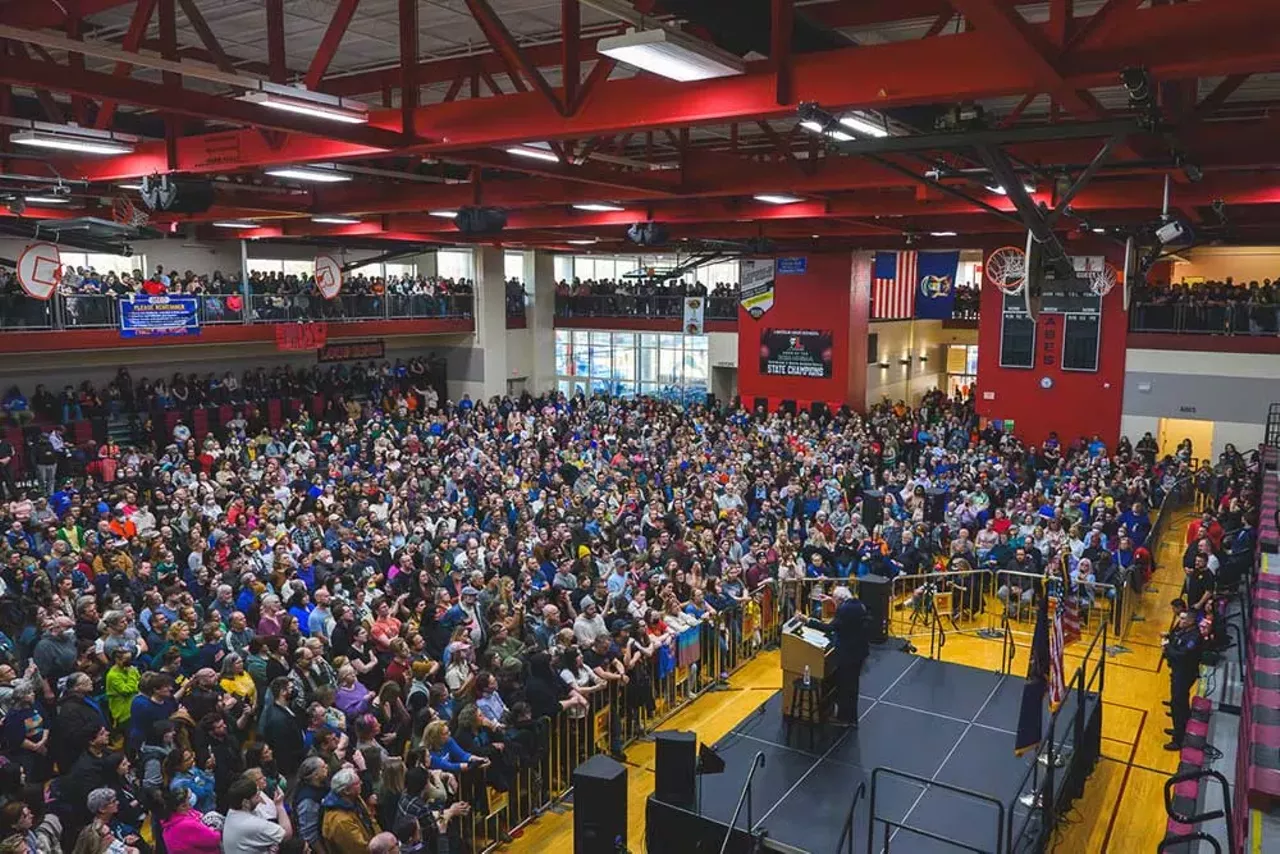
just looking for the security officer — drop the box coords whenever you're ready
[807,586,870,727]
[1163,610,1202,750]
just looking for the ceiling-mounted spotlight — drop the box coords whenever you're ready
[1120,67,1152,106]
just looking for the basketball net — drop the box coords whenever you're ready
[111,195,150,229]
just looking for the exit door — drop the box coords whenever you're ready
[1157,417,1215,465]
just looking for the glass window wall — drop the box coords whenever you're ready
[555,329,709,403]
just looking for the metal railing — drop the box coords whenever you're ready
[554,293,740,320]
[0,291,475,331]
[1129,301,1280,335]
[459,582,783,852]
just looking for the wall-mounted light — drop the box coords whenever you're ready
[878,360,890,369]
[898,356,912,365]
[919,354,929,363]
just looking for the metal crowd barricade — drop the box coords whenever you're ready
[885,569,997,643]
[0,294,54,329]
[459,582,780,852]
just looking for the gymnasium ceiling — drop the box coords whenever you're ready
[3,0,1280,253]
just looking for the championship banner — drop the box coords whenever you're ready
[682,296,705,334]
[119,295,201,338]
[760,328,833,378]
[16,242,61,301]
[739,258,776,319]
[275,323,328,351]
[314,254,342,300]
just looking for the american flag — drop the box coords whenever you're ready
[872,251,918,319]
[1061,594,1081,645]
[1048,600,1067,712]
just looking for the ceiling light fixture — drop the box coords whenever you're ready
[572,203,625,212]
[312,216,361,225]
[985,183,1036,195]
[567,239,599,245]
[753,193,803,205]
[799,120,853,142]
[506,145,560,163]
[264,165,351,183]
[597,27,745,82]
[429,210,458,219]
[24,195,70,205]
[117,182,144,191]
[1091,227,1106,234]
[213,221,257,229]
[239,90,368,124]
[838,115,890,138]
[930,231,958,237]
[12,128,135,155]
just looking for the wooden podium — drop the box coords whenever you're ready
[780,616,835,719]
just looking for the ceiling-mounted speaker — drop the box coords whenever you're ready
[454,206,507,236]
[626,221,668,246]
[140,176,212,214]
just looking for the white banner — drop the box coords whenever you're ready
[314,254,342,300]
[682,296,705,335]
[739,258,776,319]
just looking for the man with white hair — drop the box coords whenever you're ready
[806,584,870,727]
[321,766,380,853]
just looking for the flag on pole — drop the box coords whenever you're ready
[872,251,918,319]
[1061,594,1081,646]
[1048,599,1067,712]
[1014,590,1050,755]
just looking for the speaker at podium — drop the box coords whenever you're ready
[780,615,834,718]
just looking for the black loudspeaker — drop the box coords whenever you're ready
[857,573,890,643]
[454,206,508,236]
[862,489,884,530]
[779,399,796,415]
[811,401,828,419]
[144,177,214,214]
[925,488,948,524]
[573,754,627,853]
[625,221,669,246]
[654,730,697,809]
[752,396,768,413]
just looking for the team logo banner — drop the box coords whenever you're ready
[682,297,705,334]
[914,250,959,320]
[119,295,201,337]
[759,328,833,378]
[739,258,776,319]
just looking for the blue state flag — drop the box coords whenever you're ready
[914,251,960,319]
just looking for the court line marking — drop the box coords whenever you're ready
[887,677,1008,851]
[749,654,922,831]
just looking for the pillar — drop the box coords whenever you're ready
[525,250,556,394]
[415,251,438,279]
[474,244,508,400]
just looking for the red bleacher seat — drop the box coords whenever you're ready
[311,394,325,417]
[218,405,233,430]
[191,408,209,440]
[267,399,282,429]
[71,420,93,444]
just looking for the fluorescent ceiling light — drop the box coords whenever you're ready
[265,165,351,183]
[985,183,1036,195]
[12,128,134,155]
[799,120,853,142]
[312,216,361,225]
[838,115,890,138]
[428,210,458,218]
[930,231,958,237]
[753,193,803,205]
[567,239,599,245]
[213,221,257,228]
[24,196,70,205]
[1091,227,1106,234]
[597,28,745,82]
[573,203,625,212]
[506,145,560,163]
[240,90,368,124]
[117,182,144,191]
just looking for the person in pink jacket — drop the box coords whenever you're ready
[156,787,221,854]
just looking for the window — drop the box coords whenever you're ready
[505,251,524,283]
[554,255,573,283]
[693,259,739,287]
[437,249,473,281]
[61,251,144,278]
[384,263,415,280]
[555,328,707,402]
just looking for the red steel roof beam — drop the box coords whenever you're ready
[304,0,363,90]
[464,0,565,114]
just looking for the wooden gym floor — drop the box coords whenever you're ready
[507,509,1197,853]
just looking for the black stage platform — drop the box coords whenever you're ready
[691,648,1100,854]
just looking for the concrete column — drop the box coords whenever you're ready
[524,250,556,394]
[415,251,438,279]
[474,244,508,400]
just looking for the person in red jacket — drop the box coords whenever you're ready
[1185,511,1224,550]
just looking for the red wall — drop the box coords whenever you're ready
[975,247,1128,448]
[737,252,869,411]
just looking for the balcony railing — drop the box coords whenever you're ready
[554,294,740,320]
[1128,301,1280,335]
[0,292,475,331]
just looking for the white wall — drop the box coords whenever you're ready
[865,320,978,407]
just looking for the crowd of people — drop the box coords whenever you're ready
[553,278,739,319]
[1130,278,1280,334]
[0,369,1260,854]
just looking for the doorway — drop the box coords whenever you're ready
[1157,417,1215,465]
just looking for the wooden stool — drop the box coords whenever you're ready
[787,676,825,750]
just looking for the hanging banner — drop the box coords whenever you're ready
[16,242,61,301]
[317,340,385,363]
[314,254,342,300]
[682,296,705,334]
[739,258,776,319]
[276,323,328,351]
[119,295,201,337]
[776,256,807,275]
[760,328,833,378]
